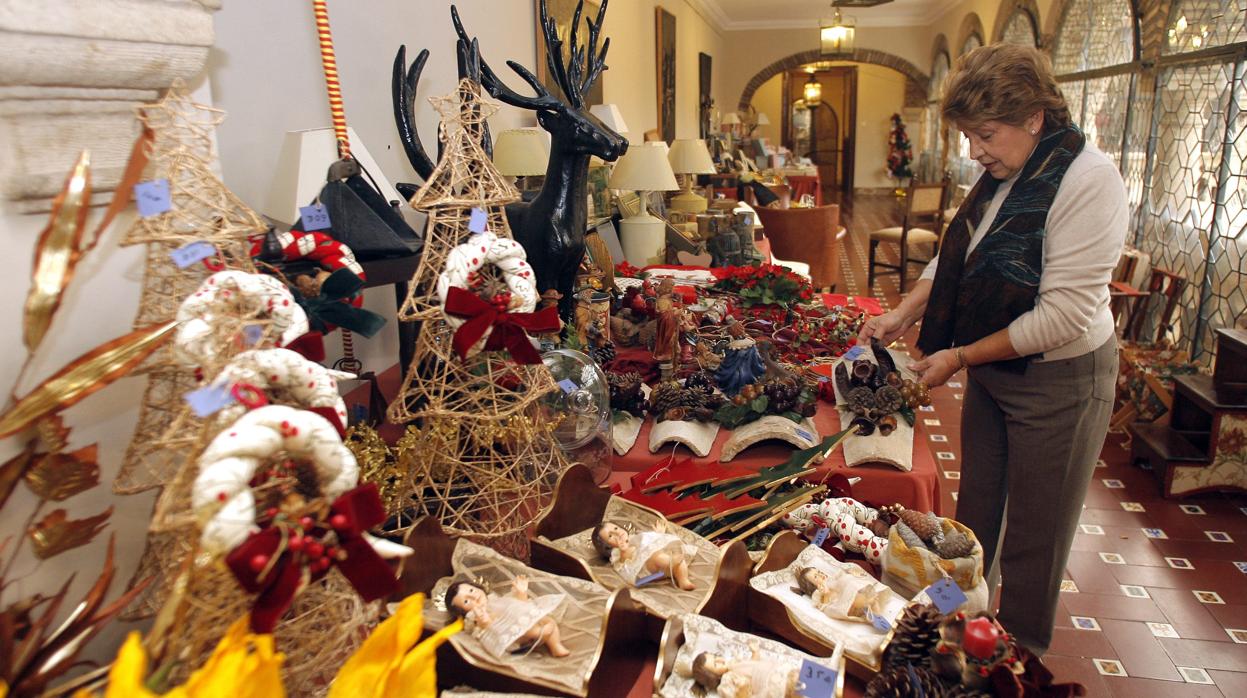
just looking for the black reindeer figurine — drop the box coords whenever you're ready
[393,0,628,318]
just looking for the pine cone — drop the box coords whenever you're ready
[900,509,940,542]
[883,605,946,672]
[847,386,878,415]
[945,686,990,698]
[684,369,718,395]
[865,664,947,698]
[592,341,617,365]
[875,384,904,413]
[649,382,685,419]
[896,521,928,550]
[935,530,975,559]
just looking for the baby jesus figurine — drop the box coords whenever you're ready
[793,565,891,629]
[444,576,570,658]
[591,520,697,590]
[691,642,803,698]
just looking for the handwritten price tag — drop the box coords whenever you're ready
[241,325,264,346]
[185,384,236,418]
[468,207,489,234]
[557,378,578,394]
[842,345,865,361]
[796,428,814,442]
[811,526,830,547]
[866,609,893,632]
[300,204,332,231]
[135,179,172,217]
[169,241,217,269]
[924,577,968,614]
[798,658,836,698]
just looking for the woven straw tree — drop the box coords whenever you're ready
[388,78,570,548]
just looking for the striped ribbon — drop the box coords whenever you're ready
[312,0,350,158]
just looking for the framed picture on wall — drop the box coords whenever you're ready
[535,0,605,106]
[655,7,676,142]
[698,52,713,138]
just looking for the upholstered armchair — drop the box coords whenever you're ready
[753,204,844,290]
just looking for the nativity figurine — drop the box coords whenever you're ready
[792,565,892,630]
[444,575,570,658]
[691,642,804,698]
[591,520,697,590]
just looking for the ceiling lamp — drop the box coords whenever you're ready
[821,8,856,56]
[833,0,893,6]
[803,73,823,103]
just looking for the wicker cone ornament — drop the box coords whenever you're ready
[385,79,570,548]
[883,604,946,671]
[865,664,948,698]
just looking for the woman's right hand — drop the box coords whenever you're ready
[857,309,912,346]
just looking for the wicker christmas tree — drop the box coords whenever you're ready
[388,77,570,551]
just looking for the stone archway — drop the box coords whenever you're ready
[737,47,929,112]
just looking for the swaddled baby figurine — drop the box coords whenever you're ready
[793,565,891,629]
[444,576,570,658]
[591,520,697,590]
[691,642,803,698]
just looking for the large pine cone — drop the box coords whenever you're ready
[875,384,905,413]
[935,529,975,559]
[608,371,643,403]
[945,686,991,698]
[900,509,941,542]
[591,341,617,365]
[648,382,684,418]
[684,369,718,395]
[883,605,946,672]
[847,386,878,415]
[865,664,947,698]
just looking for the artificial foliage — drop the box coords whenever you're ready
[887,113,915,181]
[712,265,815,309]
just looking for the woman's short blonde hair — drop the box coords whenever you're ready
[941,43,1071,131]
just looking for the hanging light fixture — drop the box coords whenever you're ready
[803,72,823,104]
[820,8,856,56]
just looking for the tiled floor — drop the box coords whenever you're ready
[841,191,1247,696]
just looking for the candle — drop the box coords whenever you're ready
[962,617,1000,660]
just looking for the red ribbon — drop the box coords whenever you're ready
[225,483,397,633]
[443,286,561,364]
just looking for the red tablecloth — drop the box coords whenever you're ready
[608,398,942,515]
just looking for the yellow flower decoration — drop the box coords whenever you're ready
[329,593,461,698]
[72,618,284,698]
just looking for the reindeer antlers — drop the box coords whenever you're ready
[451,0,610,111]
[393,45,436,179]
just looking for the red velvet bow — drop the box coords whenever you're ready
[443,286,560,364]
[225,483,398,633]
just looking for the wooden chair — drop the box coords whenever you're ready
[868,176,950,293]
[1123,268,1187,344]
[753,204,843,290]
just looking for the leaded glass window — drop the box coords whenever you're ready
[1000,10,1038,47]
[919,52,951,182]
[1051,0,1134,75]
[1164,0,1247,54]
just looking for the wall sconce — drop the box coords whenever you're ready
[820,8,855,56]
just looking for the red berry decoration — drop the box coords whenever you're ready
[288,536,305,552]
[305,541,324,558]
[299,516,315,530]
[249,554,270,573]
[264,507,278,519]
[329,514,348,530]
[316,556,332,572]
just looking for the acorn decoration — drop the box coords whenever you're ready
[883,604,947,672]
[864,664,947,698]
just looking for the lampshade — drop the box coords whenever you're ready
[588,103,629,135]
[755,112,771,126]
[821,8,856,56]
[721,112,741,125]
[608,142,678,191]
[263,126,402,225]
[492,128,550,176]
[667,139,716,175]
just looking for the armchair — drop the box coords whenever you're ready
[753,204,844,290]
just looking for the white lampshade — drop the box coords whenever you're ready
[755,112,771,126]
[263,126,401,225]
[492,128,550,176]
[589,103,629,135]
[721,112,741,125]
[608,142,678,191]
[667,139,716,175]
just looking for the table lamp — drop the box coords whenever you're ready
[608,142,678,267]
[588,104,629,137]
[721,111,741,138]
[667,139,716,213]
[492,128,550,189]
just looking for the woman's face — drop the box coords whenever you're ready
[958,114,1043,180]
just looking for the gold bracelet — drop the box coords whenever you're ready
[956,346,968,370]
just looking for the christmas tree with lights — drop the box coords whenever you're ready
[886,112,914,194]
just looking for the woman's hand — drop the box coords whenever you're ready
[857,310,912,346]
[911,349,960,388]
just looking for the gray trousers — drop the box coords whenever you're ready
[958,337,1117,654]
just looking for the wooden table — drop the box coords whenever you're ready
[358,254,421,372]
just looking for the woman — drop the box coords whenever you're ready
[857,44,1126,654]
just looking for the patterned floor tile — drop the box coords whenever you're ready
[1073,616,1102,630]
[1121,585,1150,598]
[1167,557,1194,569]
[1204,531,1233,543]
[1192,590,1225,605]
[1094,658,1128,677]
[1143,527,1168,539]
[1081,524,1106,535]
[1147,622,1180,638]
[1101,552,1127,565]
[929,433,948,442]
[1181,505,1207,515]
[1177,667,1214,685]
[1122,502,1147,512]
[1227,628,1247,644]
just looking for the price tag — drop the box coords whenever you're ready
[798,658,836,698]
[185,384,236,418]
[796,428,814,442]
[816,375,829,382]
[842,345,865,361]
[135,179,172,217]
[906,664,926,698]
[557,378,578,394]
[811,526,830,547]
[468,207,489,234]
[169,241,217,269]
[924,576,968,614]
[866,609,893,632]
[300,203,332,231]
[635,571,665,587]
[241,325,264,346]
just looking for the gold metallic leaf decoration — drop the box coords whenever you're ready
[0,321,178,439]
[0,444,36,510]
[23,151,92,352]
[36,414,72,453]
[29,507,112,559]
[23,444,100,501]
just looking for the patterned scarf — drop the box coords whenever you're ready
[916,125,1085,368]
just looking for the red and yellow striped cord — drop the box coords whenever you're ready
[312,0,350,158]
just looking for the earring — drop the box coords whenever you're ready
[1030,128,1037,135]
